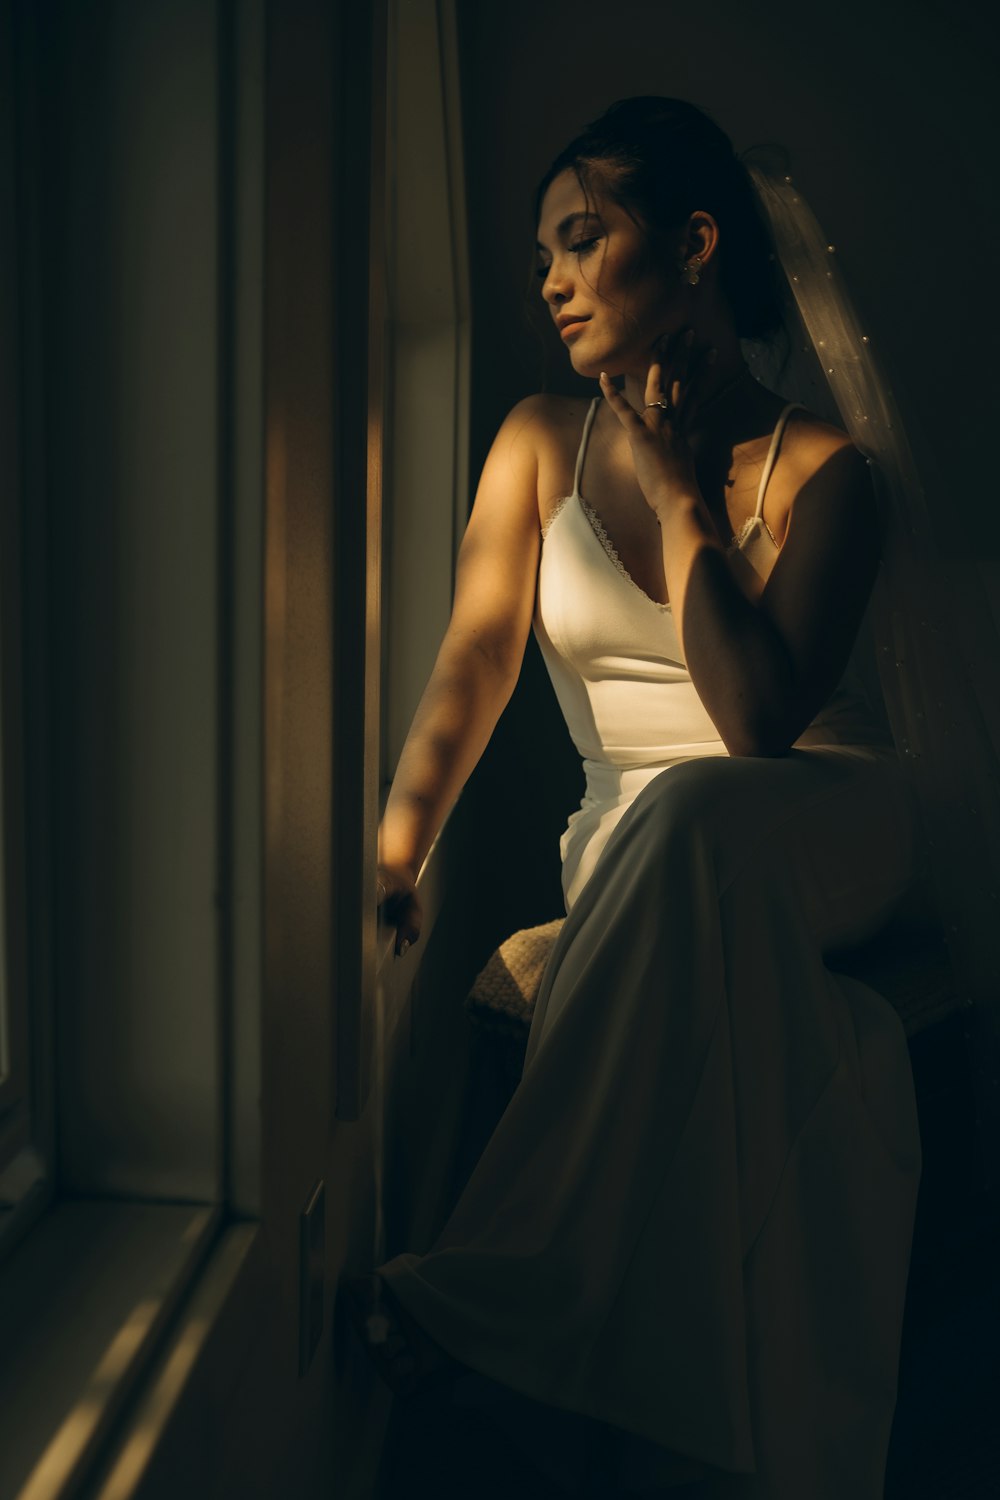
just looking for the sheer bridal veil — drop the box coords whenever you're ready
[742,157,1000,1192]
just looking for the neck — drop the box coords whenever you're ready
[621,357,753,429]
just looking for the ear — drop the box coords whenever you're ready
[682,211,721,269]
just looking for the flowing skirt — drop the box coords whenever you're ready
[377,745,923,1497]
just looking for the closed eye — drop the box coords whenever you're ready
[536,237,602,282]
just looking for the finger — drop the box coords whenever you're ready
[598,372,644,428]
[395,909,422,958]
[655,329,691,404]
[644,359,664,410]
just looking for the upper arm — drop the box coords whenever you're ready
[757,437,880,728]
[442,394,547,682]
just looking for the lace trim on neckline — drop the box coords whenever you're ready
[726,513,780,555]
[578,497,672,612]
[541,493,572,540]
[542,493,778,607]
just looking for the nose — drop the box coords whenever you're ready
[541,260,572,308]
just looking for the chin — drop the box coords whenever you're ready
[567,337,630,382]
[568,350,607,381]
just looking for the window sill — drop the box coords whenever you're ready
[0,1198,250,1500]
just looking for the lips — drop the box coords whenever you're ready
[559,319,589,340]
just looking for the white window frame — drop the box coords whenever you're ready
[381,0,470,786]
[371,0,471,1050]
[0,2,264,1495]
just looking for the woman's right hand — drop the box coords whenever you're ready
[376,863,422,957]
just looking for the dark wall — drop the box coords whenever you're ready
[453,0,999,951]
[457,0,997,495]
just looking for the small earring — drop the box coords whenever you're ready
[680,256,702,287]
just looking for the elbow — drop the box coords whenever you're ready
[725,731,793,760]
[710,651,813,759]
[721,700,801,760]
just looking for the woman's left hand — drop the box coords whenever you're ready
[598,328,715,518]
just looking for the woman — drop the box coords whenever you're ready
[351,98,922,1499]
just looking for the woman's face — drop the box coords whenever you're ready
[535,168,685,380]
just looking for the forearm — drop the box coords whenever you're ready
[657,495,800,755]
[379,639,518,878]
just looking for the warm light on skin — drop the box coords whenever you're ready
[535,168,747,419]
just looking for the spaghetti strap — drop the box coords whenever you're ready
[572,396,602,498]
[754,402,807,518]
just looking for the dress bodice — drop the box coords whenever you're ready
[532,394,893,908]
[533,394,889,773]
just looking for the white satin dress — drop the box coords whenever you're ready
[378,396,923,1499]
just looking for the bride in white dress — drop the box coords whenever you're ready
[354,97,922,1499]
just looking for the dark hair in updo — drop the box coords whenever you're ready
[534,96,785,343]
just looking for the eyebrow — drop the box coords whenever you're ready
[535,210,602,254]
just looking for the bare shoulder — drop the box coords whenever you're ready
[777,407,878,555]
[490,393,595,529]
[496,391,593,453]
[783,407,870,488]
[468,393,588,537]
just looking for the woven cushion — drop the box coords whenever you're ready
[466,919,963,1042]
[465,920,565,1039]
